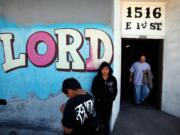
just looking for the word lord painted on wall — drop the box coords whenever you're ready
[0,19,114,99]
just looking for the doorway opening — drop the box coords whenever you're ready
[121,38,163,109]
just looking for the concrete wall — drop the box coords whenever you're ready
[162,0,180,118]
[0,0,114,132]
[0,0,113,25]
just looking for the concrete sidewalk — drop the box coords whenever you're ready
[0,127,62,135]
[111,103,180,135]
[1,103,180,135]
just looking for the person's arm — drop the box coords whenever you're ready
[129,72,133,83]
[112,77,118,101]
[91,76,99,99]
[60,103,66,113]
[129,63,135,83]
[148,63,151,71]
[61,102,75,134]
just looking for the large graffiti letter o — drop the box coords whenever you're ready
[27,32,56,67]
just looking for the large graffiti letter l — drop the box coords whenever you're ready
[0,33,26,72]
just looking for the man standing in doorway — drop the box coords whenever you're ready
[129,55,151,105]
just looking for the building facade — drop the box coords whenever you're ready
[0,0,180,132]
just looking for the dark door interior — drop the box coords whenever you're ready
[121,38,163,109]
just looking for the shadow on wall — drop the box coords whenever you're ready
[0,92,67,132]
[0,128,63,135]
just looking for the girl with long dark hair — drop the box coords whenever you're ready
[91,62,117,135]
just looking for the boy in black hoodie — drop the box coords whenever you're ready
[60,78,95,135]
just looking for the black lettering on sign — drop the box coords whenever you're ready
[145,7,151,18]
[135,7,143,18]
[126,22,131,30]
[126,7,162,19]
[150,22,162,30]
[137,21,147,30]
[127,7,132,18]
[153,8,161,18]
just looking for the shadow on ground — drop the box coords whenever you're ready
[111,103,180,135]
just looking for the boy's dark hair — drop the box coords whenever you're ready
[98,61,113,76]
[62,78,82,94]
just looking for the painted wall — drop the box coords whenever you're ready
[0,0,115,132]
[162,0,180,118]
[0,22,113,99]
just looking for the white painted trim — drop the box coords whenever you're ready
[122,35,165,39]
[111,0,121,131]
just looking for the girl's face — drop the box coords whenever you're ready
[101,66,110,76]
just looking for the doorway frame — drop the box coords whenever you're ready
[120,38,164,109]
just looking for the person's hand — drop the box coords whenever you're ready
[129,77,132,83]
[60,103,66,113]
